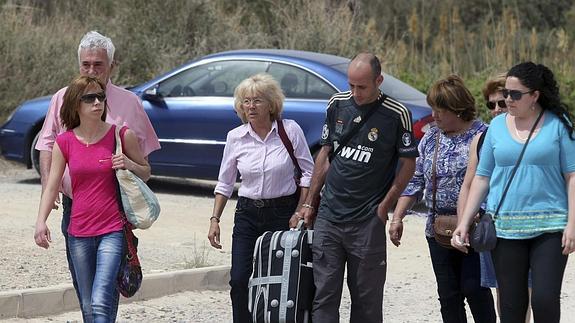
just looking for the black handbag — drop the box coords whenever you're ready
[469,110,543,251]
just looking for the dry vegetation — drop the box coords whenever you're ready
[1,0,574,122]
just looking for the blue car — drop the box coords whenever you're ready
[0,49,433,180]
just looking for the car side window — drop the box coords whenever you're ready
[267,63,336,99]
[158,60,269,98]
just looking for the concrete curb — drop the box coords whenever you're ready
[0,265,230,319]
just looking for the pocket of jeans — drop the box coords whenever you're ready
[360,247,386,269]
[312,232,325,263]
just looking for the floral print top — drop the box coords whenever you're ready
[402,120,486,237]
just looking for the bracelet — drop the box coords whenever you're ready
[210,216,220,223]
[301,203,315,210]
[390,219,403,224]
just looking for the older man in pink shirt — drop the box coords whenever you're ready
[35,30,160,316]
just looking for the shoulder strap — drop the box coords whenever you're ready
[114,125,123,155]
[476,130,487,160]
[277,120,302,181]
[431,132,440,215]
[330,94,386,161]
[493,110,544,217]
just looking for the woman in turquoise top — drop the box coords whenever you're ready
[452,62,575,323]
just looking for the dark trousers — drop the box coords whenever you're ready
[427,237,496,323]
[62,195,120,321]
[312,216,387,323]
[492,232,568,323]
[230,197,296,323]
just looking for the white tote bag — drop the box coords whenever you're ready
[115,126,160,229]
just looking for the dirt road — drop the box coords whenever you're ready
[1,158,574,322]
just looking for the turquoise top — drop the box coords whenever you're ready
[477,111,575,239]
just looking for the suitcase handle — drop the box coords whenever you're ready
[295,219,304,231]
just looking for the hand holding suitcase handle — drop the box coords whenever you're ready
[295,219,305,231]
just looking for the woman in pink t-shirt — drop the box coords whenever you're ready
[34,76,150,322]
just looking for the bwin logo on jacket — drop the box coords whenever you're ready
[339,144,373,163]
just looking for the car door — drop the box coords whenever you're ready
[143,60,269,179]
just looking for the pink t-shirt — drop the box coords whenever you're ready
[36,81,160,198]
[56,125,126,237]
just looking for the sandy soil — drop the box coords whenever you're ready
[0,158,574,322]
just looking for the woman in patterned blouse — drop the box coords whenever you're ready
[390,75,496,322]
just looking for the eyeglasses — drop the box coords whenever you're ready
[486,100,507,110]
[501,89,534,101]
[80,92,106,104]
[242,98,264,107]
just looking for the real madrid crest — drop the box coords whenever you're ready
[402,132,412,146]
[368,128,379,141]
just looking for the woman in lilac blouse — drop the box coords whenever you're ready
[390,75,496,322]
[207,73,314,322]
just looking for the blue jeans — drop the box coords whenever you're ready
[63,196,121,321]
[230,197,295,323]
[68,230,124,323]
[427,237,496,323]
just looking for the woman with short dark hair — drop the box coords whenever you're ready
[391,75,496,322]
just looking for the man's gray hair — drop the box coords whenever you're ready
[77,31,115,65]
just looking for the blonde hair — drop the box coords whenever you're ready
[233,73,284,123]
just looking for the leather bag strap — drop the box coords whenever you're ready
[277,119,302,182]
[431,132,440,215]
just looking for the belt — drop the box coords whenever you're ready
[239,194,298,208]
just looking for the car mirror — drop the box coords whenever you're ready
[143,85,164,102]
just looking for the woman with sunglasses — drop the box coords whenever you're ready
[458,74,533,322]
[453,62,575,323]
[34,76,150,322]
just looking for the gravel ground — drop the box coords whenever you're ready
[1,158,574,322]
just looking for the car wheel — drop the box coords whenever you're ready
[30,132,41,175]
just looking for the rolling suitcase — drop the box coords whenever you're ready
[248,222,314,323]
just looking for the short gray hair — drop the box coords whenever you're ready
[77,31,115,65]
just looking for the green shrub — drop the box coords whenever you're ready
[0,0,574,121]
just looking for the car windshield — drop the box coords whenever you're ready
[332,63,426,101]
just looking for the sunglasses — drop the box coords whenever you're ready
[501,89,533,101]
[486,100,506,110]
[80,92,106,103]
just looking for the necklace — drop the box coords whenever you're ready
[77,124,105,147]
[514,126,528,141]
[514,118,539,141]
